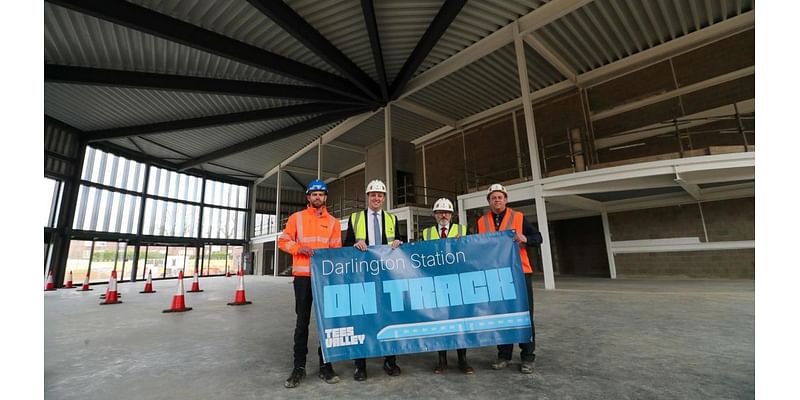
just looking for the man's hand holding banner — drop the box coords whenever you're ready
[311,231,532,363]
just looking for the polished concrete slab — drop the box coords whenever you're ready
[44,275,754,399]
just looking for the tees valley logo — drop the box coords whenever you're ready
[324,326,365,348]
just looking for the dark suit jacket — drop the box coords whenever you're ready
[344,209,397,246]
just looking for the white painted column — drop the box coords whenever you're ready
[515,23,555,290]
[601,210,617,279]
[422,145,428,205]
[317,138,323,180]
[385,105,394,210]
[273,166,281,277]
[457,198,467,229]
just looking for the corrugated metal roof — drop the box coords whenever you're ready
[286,144,364,175]
[128,0,339,76]
[109,136,189,161]
[334,109,386,148]
[45,2,306,85]
[418,0,549,77]
[44,83,304,131]
[374,1,442,83]
[391,105,446,142]
[290,0,378,83]
[210,121,339,176]
[404,43,522,120]
[142,115,320,157]
[533,0,754,75]
[44,0,755,185]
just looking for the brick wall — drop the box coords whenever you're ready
[609,203,706,241]
[609,198,754,278]
[615,250,754,278]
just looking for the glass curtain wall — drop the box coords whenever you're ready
[63,147,249,283]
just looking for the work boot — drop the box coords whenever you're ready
[284,367,306,388]
[353,367,367,381]
[457,355,474,374]
[318,364,340,384]
[383,360,402,376]
[490,358,511,370]
[433,353,447,374]
[520,360,535,374]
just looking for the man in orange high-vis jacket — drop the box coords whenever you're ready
[280,179,343,389]
[477,183,542,375]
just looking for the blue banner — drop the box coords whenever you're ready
[311,231,532,363]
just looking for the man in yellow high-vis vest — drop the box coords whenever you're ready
[420,198,474,375]
[344,179,402,381]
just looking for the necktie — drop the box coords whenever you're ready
[440,227,447,239]
[373,212,381,245]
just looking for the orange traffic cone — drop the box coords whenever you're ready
[187,267,203,293]
[225,268,231,277]
[100,270,122,305]
[227,267,252,306]
[140,269,156,293]
[44,269,57,291]
[163,271,192,313]
[64,270,74,288]
[77,272,93,291]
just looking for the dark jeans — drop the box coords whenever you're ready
[497,273,535,362]
[292,276,329,369]
[355,355,396,369]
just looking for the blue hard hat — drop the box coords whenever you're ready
[306,179,328,194]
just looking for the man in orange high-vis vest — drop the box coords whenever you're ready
[477,183,542,375]
[280,179,343,389]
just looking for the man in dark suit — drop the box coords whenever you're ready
[344,179,402,381]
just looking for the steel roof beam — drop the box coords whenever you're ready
[282,165,338,179]
[46,0,370,103]
[394,99,457,128]
[283,170,308,191]
[523,33,578,84]
[400,0,594,100]
[85,102,357,142]
[256,111,379,184]
[247,0,380,102]
[389,0,466,99]
[45,65,362,105]
[178,107,372,170]
[361,0,389,101]
[325,141,366,154]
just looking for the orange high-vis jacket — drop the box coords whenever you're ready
[278,205,342,276]
[477,207,533,274]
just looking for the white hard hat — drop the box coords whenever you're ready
[486,183,508,199]
[432,198,454,213]
[366,179,387,194]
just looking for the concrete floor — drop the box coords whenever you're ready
[44,275,754,400]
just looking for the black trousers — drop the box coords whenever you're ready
[497,273,535,362]
[354,355,396,369]
[438,348,467,359]
[292,276,329,369]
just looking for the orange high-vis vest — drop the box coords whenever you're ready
[278,205,342,276]
[477,207,533,274]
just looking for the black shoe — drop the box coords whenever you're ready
[383,360,401,376]
[318,364,340,384]
[458,360,475,374]
[434,353,447,374]
[284,367,306,388]
[354,368,367,381]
